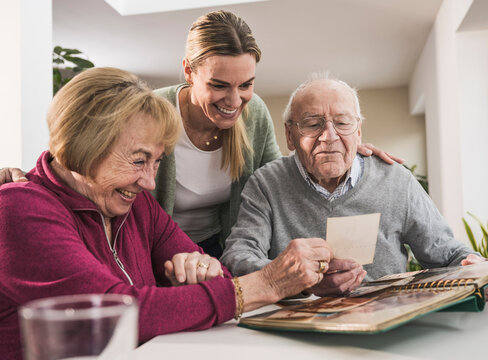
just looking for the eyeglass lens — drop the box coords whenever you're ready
[297,116,358,137]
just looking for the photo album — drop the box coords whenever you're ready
[239,262,488,334]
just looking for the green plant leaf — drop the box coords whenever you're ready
[462,217,479,252]
[468,212,488,239]
[53,46,95,96]
[62,48,82,55]
[64,56,94,68]
[52,68,62,84]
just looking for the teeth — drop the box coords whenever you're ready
[117,189,136,199]
[217,106,237,115]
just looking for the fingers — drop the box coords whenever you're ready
[461,254,486,266]
[385,152,405,164]
[261,238,336,299]
[0,168,27,184]
[171,253,190,284]
[356,143,374,156]
[164,260,180,287]
[288,238,334,262]
[205,257,224,281]
[169,252,223,285]
[327,258,361,272]
[357,143,404,165]
[312,266,366,296]
[11,168,28,182]
[194,254,212,283]
[184,252,207,284]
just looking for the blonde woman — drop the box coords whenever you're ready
[1,11,400,258]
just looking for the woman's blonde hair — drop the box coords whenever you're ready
[48,67,180,178]
[186,10,261,180]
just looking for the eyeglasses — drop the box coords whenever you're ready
[290,115,360,137]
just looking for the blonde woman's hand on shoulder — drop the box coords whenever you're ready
[357,143,404,165]
[0,167,27,184]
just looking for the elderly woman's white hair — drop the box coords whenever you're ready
[282,71,364,124]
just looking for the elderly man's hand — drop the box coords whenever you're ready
[308,259,366,296]
[260,238,334,300]
[164,252,223,286]
[0,167,27,184]
[461,254,487,266]
[357,143,404,165]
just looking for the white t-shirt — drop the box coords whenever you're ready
[172,87,232,243]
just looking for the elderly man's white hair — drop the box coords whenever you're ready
[283,72,364,124]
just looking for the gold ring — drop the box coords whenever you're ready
[317,260,327,273]
[317,272,322,284]
[197,262,209,269]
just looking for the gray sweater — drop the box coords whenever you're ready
[220,155,475,280]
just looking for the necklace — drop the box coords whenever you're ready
[204,133,219,146]
[182,87,222,149]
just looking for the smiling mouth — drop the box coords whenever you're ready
[116,189,137,200]
[216,105,238,115]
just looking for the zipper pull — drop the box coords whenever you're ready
[113,250,126,270]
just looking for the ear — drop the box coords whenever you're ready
[357,121,362,141]
[285,123,296,151]
[183,59,193,84]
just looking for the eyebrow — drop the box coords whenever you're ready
[132,149,154,158]
[209,77,255,86]
[302,112,350,117]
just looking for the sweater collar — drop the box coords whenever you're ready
[293,152,363,200]
[32,151,130,224]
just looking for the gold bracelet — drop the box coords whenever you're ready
[232,277,244,320]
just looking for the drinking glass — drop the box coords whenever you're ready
[19,293,138,360]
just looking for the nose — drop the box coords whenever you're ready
[138,166,157,191]
[317,120,339,142]
[226,88,242,108]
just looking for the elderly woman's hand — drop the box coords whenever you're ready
[0,167,27,184]
[308,258,366,296]
[164,252,224,286]
[357,143,404,165]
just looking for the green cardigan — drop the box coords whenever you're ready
[152,84,282,244]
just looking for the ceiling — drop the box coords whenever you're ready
[53,0,443,97]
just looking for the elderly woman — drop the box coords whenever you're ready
[0,11,400,259]
[0,68,362,360]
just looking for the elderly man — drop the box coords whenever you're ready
[220,73,483,284]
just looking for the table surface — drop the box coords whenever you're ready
[131,306,488,360]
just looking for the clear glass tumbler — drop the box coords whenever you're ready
[19,293,138,360]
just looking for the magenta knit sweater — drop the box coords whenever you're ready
[0,151,236,360]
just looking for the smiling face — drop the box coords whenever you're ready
[184,53,256,129]
[74,112,165,219]
[285,80,362,192]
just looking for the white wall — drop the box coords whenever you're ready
[409,0,474,240]
[457,29,488,231]
[0,0,51,170]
